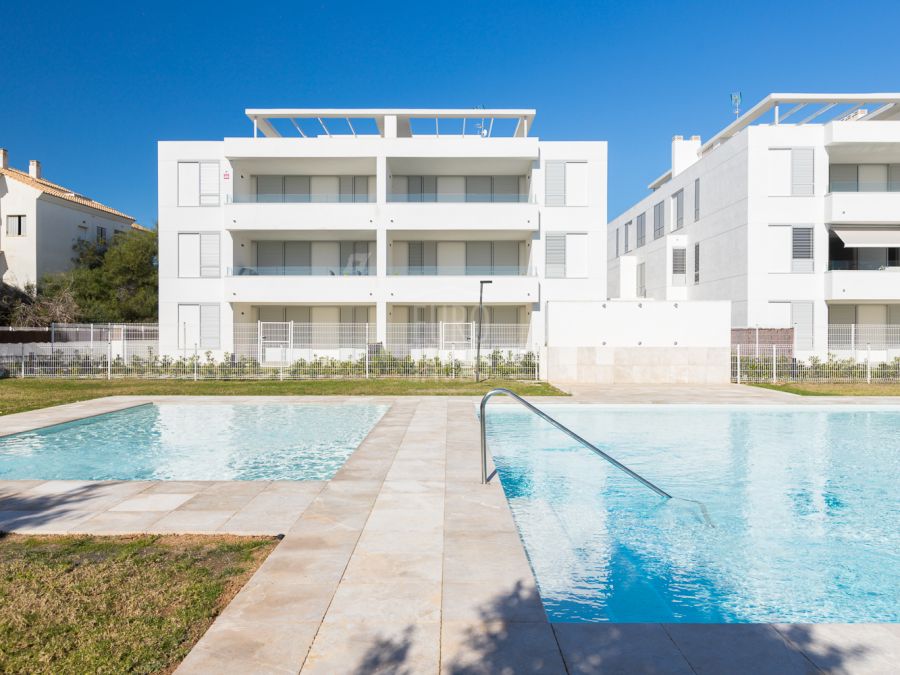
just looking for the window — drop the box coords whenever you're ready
[672,190,684,230]
[565,233,589,277]
[653,202,664,239]
[672,247,686,286]
[178,161,219,206]
[694,243,700,283]
[5,215,25,236]
[792,226,814,273]
[636,262,646,298]
[791,148,814,196]
[545,161,588,206]
[178,233,220,278]
[636,213,646,247]
[177,303,220,349]
[614,228,619,258]
[623,221,631,253]
[96,226,107,244]
[791,302,814,350]
[545,233,566,278]
[694,178,700,221]
[77,225,89,241]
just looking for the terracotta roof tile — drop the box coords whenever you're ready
[0,166,134,221]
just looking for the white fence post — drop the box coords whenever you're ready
[867,343,871,383]
[21,342,25,378]
[736,344,741,384]
[365,323,370,379]
[107,340,111,380]
[772,344,777,383]
[851,324,856,359]
[194,343,199,381]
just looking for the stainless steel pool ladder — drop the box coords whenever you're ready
[479,388,672,499]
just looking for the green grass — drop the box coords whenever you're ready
[0,534,276,674]
[751,382,900,396]
[0,377,566,416]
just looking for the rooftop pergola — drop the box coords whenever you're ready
[650,93,900,189]
[244,108,537,139]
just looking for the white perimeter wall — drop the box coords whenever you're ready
[544,300,731,383]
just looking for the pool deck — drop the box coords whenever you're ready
[1,386,898,674]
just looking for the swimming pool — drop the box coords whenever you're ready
[485,404,900,623]
[0,403,387,481]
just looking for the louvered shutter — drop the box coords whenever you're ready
[200,304,220,349]
[791,227,814,272]
[545,233,566,278]
[791,302,814,350]
[199,162,219,206]
[672,247,686,286]
[200,233,220,278]
[544,161,566,206]
[694,243,700,283]
[791,148,814,196]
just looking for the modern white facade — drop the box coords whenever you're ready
[158,108,606,362]
[608,94,900,359]
[0,149,136,289]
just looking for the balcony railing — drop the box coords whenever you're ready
[229,194,375,204]
[828,181,900,193]
[387,265,529,276]
[228,266,375,276]
[387,193,529,203]
[828,324,900,351]
[828,260,900,271]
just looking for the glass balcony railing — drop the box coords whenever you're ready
[229,194,375,204]
[387,193,529,203]
[228,266,375,276]
[828,260,900,271]
[828,181,900,193]
[387,265,529,276]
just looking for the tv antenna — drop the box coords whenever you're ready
[731,92,742,119]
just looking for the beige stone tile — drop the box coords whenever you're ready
[201,481,271,496]
[774,623,900,675]
[443,532,533,584]
[302,621,439,675]
[78,510,165,533]
[0,509,99,534]
[442,580,546,624]
[149,509,236,533]
[220,580,336,625]
[354,528,443,556]
[323,581,441,624]
[342,551,442,583]
[177,493,257,511]
[142,481,212,494]
[364,505,444,533]
[219,510,301,535]
[109,492,193,512]
[254,549,351,585]
[440,620,566,674]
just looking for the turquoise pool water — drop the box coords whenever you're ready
[0,403,387,481]
[485,404,900,623]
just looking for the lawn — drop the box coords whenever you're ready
[0,377,566,416]
[0,533,276,674]
[752,382,900,396]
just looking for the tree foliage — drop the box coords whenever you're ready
[9,229,158,326]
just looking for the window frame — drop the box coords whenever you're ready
[636,212,646,248]
[653,202,665,239]
[5,215,26,236]
[672,189,684,231]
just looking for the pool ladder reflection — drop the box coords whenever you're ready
[479,388,672,499]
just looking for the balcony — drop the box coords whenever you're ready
[387,193,529,203]
[828,324,900,353]
[825,268,900,301]
[385,275,539,304]
[825,192,900,224]
[228,266,375,276]
[224,274,374,304]
[388,265,528,276]
[231,193,375,204]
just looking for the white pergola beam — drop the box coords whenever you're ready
[798,103,836,125]
[289,118,307,138]
[317,118,330,136]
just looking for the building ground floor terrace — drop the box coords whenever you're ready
[1,388,897,673]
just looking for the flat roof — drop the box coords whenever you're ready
[649,93,900,189]
[244,108,537,139]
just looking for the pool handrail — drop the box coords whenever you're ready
[479,388,672,499]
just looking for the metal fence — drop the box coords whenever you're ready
[0,322,540,380]
[732,344,900,383]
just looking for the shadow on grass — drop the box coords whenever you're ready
[351,580,876,674]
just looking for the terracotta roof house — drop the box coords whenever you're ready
[0,148,139,288]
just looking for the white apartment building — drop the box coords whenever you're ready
[0,149,137,289]
[157,108,606,363]
[608,94,900,359]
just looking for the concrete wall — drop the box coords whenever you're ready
[544,300,731,383]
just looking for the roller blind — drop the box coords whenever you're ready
[792,227,814,272]
[200,304,220,349]
[672,247,687,286]
[199,162,219,206]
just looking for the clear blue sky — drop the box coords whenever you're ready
[3,1,899,227]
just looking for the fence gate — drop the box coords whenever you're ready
[258,322,291,365]
[442,322,473,351]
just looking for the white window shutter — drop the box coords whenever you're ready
[545,233,566,278]
[565,233,588,277]
[767,149,791,196]
[564,162,588,206]
[544,161,566,206]
[791,148,814,196]
[200,304,220,349]
[177,304,200,348]
[791,302,814,350]
[177,162,200,206]
[200,233,220,277]
[178,233,200,277]
[791,227,814,272]
[199,162,219,205]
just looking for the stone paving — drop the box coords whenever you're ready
[1,387,898,673]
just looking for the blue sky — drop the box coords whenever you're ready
[3,1,899,226]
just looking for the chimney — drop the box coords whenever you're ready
[29,160,42,179]
[0,148,8,169]
[671,135,701,178]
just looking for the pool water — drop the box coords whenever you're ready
[485,404,900,623]
[0,403,387,481]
